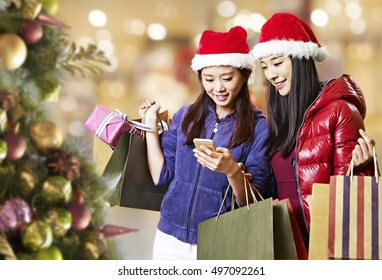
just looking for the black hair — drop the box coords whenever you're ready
[267,56,321,157]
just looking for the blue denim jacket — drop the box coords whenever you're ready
[156,104,269,244]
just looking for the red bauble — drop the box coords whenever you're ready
[67,202,91,231]
[20,20,43,44]
[3,131,26,160]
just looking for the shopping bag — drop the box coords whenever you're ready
[274,198,308,260]
[197,179,297,260]
[84,104,142,148]
[102,132,168,211]
[327,147,381,259]
[308,183,330,260]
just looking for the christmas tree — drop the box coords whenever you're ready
[0,0,131,260]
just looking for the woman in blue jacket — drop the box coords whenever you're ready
[138,26,269,259]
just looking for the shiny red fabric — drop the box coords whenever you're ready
[296,75,373,227]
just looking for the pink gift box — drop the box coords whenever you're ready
[84,104,141,148]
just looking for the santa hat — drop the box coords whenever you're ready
[251,12,329,62]
[191,26,254,72]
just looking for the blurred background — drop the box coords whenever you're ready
[51,0,382,259]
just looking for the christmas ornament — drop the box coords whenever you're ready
[3,129,26,160]
[0,139,6,164]
[80,232,105,260]
[67,202,91,231]
[20,20,43,45]
[8,198,32,230]
[0,200,17,231]
[34,246,63,260]
[100,224,139,238]
[29,120,63,153]
[46,149,81,182]
[40,0,59,15]
[38,11,69,29]
[18,170,37,198]
[21,220,53,251]
[41,176,72,206]
[43,207,72,237]
[0,33,28,71]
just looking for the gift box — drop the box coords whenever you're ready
[84,104,141,148]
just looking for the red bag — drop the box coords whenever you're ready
[274,198,308,260]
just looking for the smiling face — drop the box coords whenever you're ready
[201,66,246,116]
[260,55,292,96]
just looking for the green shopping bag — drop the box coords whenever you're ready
[197,179,297,260]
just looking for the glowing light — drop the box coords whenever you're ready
[311,9,329,27]
[248,13,266,33]
[349,18,366,35]
[147,23,167,41]
[97,39,115,56]
[88,10,107,27]
[345,2,362,19]
[68,121,86,137]
[96,29,113,41]
[59,95,77,112]
[123,19,146,35]
[217,1,237,18]
[324,0,342,16]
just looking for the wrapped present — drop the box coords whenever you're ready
[84,104,141,148]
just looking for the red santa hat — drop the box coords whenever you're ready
[191,26,254,72]
[251,12,329,62]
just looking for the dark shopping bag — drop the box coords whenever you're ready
[197,179,297,260]
[102,132,168,211]
[327,147,381,259]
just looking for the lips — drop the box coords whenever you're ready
[274,80,286,90]
[215,94,228,102]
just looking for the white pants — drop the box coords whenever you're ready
[152,229,197,260]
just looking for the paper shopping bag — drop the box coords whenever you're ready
[102,132,168,211]
[197,181,297,260]
[327,148,381,259]
[308,183,330,260]
[197,197,275,260]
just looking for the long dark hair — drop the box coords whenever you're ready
[181,68,254,148]
[267,57,321,157]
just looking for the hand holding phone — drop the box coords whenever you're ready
[193,138,215,151]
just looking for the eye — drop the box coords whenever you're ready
[204,78,213,82]
[223,77,233,81]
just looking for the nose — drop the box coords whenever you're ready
[265,67,277,81]
[214,81,224,92]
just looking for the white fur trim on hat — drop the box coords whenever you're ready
[191,53,254,72]
[251,40,329,62]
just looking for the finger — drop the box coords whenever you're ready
[359,129,375,148]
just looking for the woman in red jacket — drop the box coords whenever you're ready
[251,12,375,252]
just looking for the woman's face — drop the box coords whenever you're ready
[201,66,246,113]
[260,55,292,96]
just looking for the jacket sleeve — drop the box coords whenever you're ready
[332,100,366,175]
[244,116,270,197]
[156,107,184,187]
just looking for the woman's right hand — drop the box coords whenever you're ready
[138,99,161,129]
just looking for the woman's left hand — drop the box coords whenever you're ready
[352,129,375,169]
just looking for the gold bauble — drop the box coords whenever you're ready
[29,120,63,153]
[0,33,27,71]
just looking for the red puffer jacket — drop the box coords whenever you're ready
[296,75,374,227]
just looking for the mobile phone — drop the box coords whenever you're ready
[193,138,215,150]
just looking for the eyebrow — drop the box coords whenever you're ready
[202,71,235,76]
[260,55,284,63]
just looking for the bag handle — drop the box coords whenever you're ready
[347,146,380,182]
[215,174,263,221]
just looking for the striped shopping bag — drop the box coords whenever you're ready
[327,148,381,259]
